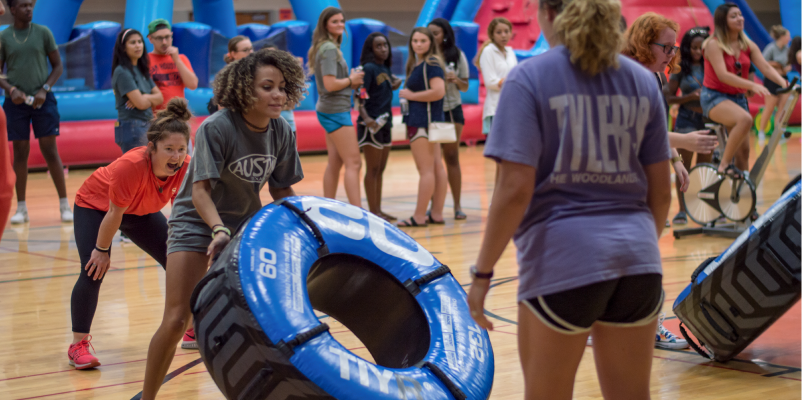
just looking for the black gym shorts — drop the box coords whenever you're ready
[357,121,392,149]
[444,105,465,125]
[523,273,663,334]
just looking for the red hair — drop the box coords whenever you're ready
[622,13,681,74]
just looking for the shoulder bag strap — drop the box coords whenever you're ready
[423,60,432,127]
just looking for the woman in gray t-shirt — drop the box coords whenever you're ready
[111,28,163,154]
[142,49,306,398]
[308,7,365,207]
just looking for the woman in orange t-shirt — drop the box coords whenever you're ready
[67,98,191,370]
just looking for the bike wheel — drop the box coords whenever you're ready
[717,176,756,222]
[685,164,722,225]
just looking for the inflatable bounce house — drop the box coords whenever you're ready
[13,0,801,168]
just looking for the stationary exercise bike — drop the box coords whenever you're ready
[675,77,800,239]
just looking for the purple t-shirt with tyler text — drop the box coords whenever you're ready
[484,46,671,301]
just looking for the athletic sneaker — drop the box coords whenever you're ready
[655,312,689,350]
[68,335,100,370]
[61,207,74,223]
[182,328,198,349]
[10,209,28,224]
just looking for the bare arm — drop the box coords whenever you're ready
[44,49,63,88]
[644,160,672,237]
[172,53,198,90]
[149,85,163,106]
[192,180,224,229]
[125,90,157,110]
[467,160,535,330]
[322,67,364,92]
[269,186,296,201]
[663,77,699,105]
[0,58,26,104]
[400,77,446,102]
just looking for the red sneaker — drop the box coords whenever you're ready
[68,335,100,370]
[182,328,198,349]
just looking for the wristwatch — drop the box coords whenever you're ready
[470,266,493,280]
[42,84,51,92]
[670,154,683,164]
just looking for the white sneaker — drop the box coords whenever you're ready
[61,207,74,223]
[10,209,28,224]
[655,312,689,350]
[120,232,133,244]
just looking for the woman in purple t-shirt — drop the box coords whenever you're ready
[468,0,673,398]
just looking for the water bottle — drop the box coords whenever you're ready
[24,96,35,106]
[354,66,369,100]
[399,98,409,115]
[446,62,456,75]
[369,112,390,134]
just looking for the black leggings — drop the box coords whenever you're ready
[71,204,169,333]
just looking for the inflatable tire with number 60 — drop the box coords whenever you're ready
[190,196,495,400]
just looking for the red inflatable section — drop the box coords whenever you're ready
[10,106,488,169]
[0,108,13,236]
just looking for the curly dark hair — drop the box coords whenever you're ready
[359,32,392,68]
[678,27,709,79]
[214,48,307,114]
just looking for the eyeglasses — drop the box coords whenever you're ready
[651,42,680,55]
[151,34,173,42]
[734,61,742,75]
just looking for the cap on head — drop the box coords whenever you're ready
[148,18,172,35]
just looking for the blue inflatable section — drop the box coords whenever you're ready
[69,21,121,91]
[238,23,272,42]
[172,22,213,88]
[780,0,801,37]
[124,0,174,53]
[451,0,484,23]
[674,181,802,308]
[31,0,83,45]
[270,21,313,65]
[192,0,237,38]
[416,0,462,28]
[514,33,550,62]
[238,197,494,399]
[288,0,341,26]
[452,21,479,80]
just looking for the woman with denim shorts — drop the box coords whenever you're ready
[111,29,163,154]
[664,27,713,225]
[701,3,787,178]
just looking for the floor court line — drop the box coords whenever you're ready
[0,246,82,264]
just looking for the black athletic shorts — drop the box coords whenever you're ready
[764,77,785,95]
[357,120,392,149]
[444,105,465,125]
[523,273,663,334]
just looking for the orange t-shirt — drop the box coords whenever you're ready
[148,53,194,111]
[75,147,191,215]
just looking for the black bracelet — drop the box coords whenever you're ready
[95,245,110,253]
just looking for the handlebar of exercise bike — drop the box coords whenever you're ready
[776,77,800,95]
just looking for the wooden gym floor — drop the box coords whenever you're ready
[1,136,800,399]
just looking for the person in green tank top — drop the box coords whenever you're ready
[0,0,72,224]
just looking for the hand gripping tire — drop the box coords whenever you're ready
[190,196,495,400]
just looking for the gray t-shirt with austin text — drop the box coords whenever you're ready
[168,109,303,248]
[484,46,671,300]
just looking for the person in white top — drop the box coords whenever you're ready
[476,17,517,135]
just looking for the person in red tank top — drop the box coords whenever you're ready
[66,98,192,371]
[701,3,787,177]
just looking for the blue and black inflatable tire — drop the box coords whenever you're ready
[191,196,494,399]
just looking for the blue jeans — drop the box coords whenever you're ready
[700,87,748,119]
[114,119,149,154]
[674,107,705,133]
